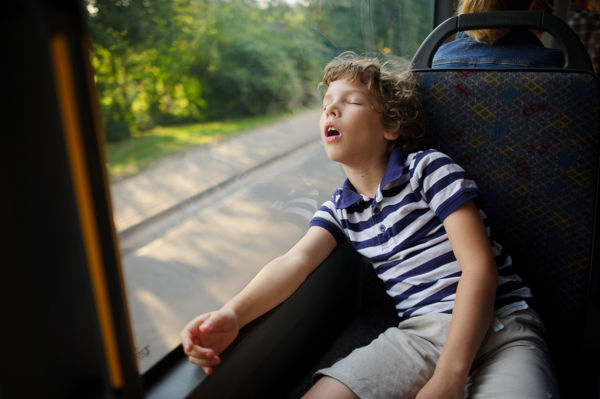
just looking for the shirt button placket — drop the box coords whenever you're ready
[373,204,385,243]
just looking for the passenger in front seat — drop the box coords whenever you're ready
[433,0,565,69]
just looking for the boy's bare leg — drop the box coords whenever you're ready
[302,376,359,399]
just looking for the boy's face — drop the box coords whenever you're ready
[320,77,398,168]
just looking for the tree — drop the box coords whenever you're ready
[87,0,199,139]
[86,0,434,142]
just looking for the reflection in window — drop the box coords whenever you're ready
[86,0,433,373]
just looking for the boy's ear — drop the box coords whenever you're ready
[384,129,401,141]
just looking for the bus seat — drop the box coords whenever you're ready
[409,10,600,398]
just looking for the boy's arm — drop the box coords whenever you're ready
[416,200,498,399]
[226,225,338,328]
[181,226,338,374]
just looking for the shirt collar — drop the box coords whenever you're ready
[380,146,405,187]
[335,147,405,209]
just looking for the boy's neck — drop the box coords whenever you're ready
[342,154,390,199]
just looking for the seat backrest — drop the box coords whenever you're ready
[410,11,600,397]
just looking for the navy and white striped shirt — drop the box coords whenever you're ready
[310,148,531,319]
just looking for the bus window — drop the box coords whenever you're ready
[85,0,434,373]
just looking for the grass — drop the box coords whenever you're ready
[106,112,290,181]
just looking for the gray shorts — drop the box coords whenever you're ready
[316,308,559,399]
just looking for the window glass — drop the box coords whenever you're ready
[86,0,434,373]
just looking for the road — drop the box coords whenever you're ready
[111,109,346,372]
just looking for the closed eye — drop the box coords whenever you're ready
[347,95,365,105]
[346,100,362,105]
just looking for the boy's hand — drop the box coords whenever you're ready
[180,307,239,375]
[415,371,465,399]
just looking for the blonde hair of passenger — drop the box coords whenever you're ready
[459,0,553,43]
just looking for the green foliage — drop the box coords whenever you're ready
[104,114,132,142]
[86,0,433,142]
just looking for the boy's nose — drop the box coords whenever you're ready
[325,103,340,117]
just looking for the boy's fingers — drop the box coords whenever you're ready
[181,331,194,351]
[187,345,216,359]
[187,353,221,369]
[188,313,211,332]
[199,312,236,333]
[198,321,211,333]
[181,313,212,350]
[182,313,210,333]
[198,315,217,333]
[181,329,201,353]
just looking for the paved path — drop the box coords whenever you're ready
[110,109,322,234]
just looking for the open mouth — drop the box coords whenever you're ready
[325,125,341,142]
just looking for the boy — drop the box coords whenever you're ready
[181,52,558,398]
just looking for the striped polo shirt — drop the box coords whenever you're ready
[310,148,532,319]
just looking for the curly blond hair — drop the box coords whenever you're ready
[320,52,428,153]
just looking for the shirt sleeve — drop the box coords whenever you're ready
[309,199,347,245]
[411,150,479,221]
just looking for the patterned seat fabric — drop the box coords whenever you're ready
[413,69,599,358]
